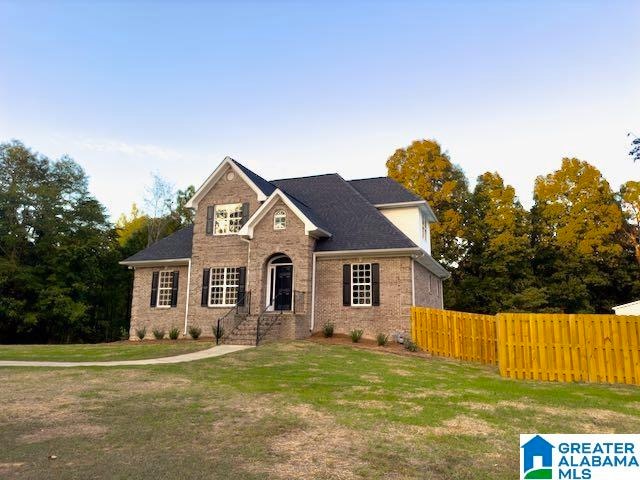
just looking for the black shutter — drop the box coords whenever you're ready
[206,206,215,235]
[342,264,351,306]
[237,267,247,306]
[201,268,210,306]
[150,271,159,307]
[171,271,179,307]
[371,263,380,306]
[241,202,250,226]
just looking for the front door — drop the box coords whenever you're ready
[274,265,292,311]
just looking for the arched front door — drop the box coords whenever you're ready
[266,254,293,311]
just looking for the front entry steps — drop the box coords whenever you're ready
[222,313,293,346]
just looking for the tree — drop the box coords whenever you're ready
[531,158,624,312]
[619,181,640,266]
[629,133,640,162]
[455,172,541,313]
[0,140,129,343]
[386,139,470,268]
[144,173,175,247]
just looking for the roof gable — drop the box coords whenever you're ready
[185,157,275,209]
[238,189,331,238]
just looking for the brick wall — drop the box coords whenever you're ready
[313,256,413,339]
[129,265,189,339]
[413,260,443,308]
[247,200,314,331]
[186,165,257,335]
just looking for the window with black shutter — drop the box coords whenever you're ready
[150,271,159,307]
[201,268,211,306]
[206,206,215,235]
[170,271,179,307]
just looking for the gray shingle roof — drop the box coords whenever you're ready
[348,177,422,204]
[122,225,193,263]
[271,174,418,251]
[231,159,276,196]
[123,165,446,275]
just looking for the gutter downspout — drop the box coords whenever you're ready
[310,252,317,331]
[183,259,191,335]
[411,258,415,306]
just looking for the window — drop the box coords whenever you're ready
[215,203,243,234]
[157,271,174,307]
[351,263,372,306]
[209,267,240,306]
[421,213,429,241]
[274,209,286,230]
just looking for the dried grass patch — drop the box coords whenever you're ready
[18,424,108,444]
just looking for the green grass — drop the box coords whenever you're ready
[0,341,638,479]
[0,340,215,361]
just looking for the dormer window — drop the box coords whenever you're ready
[274,209,287,230]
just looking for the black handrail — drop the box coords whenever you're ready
[215,291,251,345]
[255,292,286,346]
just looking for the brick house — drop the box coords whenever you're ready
[120,157,449,344]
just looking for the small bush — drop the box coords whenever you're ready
[188,325,202,340]
[376,333,388,346]
[212,324,225,342]
[152,328,165,340]
[404,339,418,352]
[322,323,334,338]
[168,327,180,340]
[350,329,363,343]
[119,327,129,341]
[135,327,146,340]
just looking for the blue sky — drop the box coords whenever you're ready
[1,1,638,219]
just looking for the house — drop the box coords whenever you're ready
[613,300,640,315]
[120,157,449,344]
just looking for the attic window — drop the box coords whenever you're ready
[274,209,286,230]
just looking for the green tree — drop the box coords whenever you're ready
[619,181,640,266]
[386,139,470,268]
[455,172,542,313]
[0,140,129,343]
[531,158,624,313]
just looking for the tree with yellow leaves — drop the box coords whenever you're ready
[532,158,624,312]
[386,139,470,268]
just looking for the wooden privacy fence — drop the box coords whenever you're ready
[410,308,497,365]
[497,313,640,385]
[411,307,640,386]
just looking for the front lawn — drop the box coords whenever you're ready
[0,341,638,479]
[0,340,215,362]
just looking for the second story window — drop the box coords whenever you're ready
[274,209,286,230]
[215,203,243,234]
[421,213,429,241]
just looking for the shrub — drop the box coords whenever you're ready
[119,327,129,341]
[322,323,334,338]
[135,327,146,340]
[350,329,363,343]
[376,333,388,346]
[168,327,180,340]
[152,328,165,340]
[212,324,225,342]
[404,339,418,352]
[188,325,202,340]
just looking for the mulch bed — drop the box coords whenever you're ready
[308,333,432,359]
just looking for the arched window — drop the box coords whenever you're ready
[274,209,286,230]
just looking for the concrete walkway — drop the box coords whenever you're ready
[0,344,253,368]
